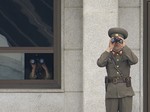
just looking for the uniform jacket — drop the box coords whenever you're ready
[97,45,138,98]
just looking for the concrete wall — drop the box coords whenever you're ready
[119,0,142,112]
[83,0,118,112]
[64,0,83,112]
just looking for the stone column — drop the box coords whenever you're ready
[83,0,118,112]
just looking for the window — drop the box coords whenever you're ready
[0,0,61,89]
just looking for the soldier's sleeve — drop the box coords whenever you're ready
[122,45,138,65]
[97,51,111,67]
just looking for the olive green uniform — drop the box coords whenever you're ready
[97,45,138,112]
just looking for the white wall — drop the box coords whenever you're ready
[83,0,118,112]
[64,0,83,112]
[119,0,142,112]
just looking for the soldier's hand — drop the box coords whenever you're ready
[41,64,48,71]
[31,64,36,70]
[106,38,115,52]
[118,36,126,48]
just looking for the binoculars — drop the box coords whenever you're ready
[30,58,45,64]
[111,37,123,44]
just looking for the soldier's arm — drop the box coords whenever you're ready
[29,64,37,79]
[97,39,114,67]
[122,45,138,65]
[97,51,111,67]
[42,64,51,79]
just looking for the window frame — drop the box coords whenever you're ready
[0,0,61,89]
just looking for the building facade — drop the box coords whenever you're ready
[0,0,143,112]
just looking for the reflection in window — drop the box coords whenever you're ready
[0,53,24,80]
[0,0,53,47]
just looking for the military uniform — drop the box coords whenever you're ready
[97,27,138,112]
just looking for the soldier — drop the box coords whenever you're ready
[97,27,138,112]
[29,55,51,80]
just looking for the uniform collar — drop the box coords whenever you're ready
[112,50,123,56]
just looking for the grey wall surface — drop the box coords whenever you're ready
[64,0,83,112]
[83,0,118,112]
[119,0,142,112]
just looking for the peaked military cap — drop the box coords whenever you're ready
[108,27,128,39]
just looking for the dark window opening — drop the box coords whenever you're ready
[25,53,54,80]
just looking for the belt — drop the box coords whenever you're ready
[106,76,131,84]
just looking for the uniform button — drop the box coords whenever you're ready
[117,59,119,61]
[117,54,119,56]
[117,72,119,74]
[117,65,119,68]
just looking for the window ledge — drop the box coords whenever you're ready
[0,89,64,93]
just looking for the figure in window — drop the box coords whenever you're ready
[29,58,51,80]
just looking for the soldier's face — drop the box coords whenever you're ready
[113,38,123,51]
